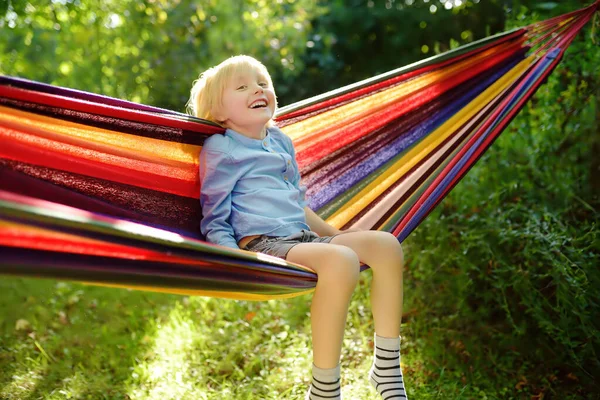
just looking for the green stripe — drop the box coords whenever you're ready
[379,129,476,232]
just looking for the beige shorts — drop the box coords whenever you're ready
[242,229,340,260]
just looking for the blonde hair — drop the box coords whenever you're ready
[186,55,277,127]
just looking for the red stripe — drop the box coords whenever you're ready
[393,43,569,236]
[525,2,596,32]
[0,227,214,266]
[296,42,525,168]
[445,13,593,196]
[404,50,566,231]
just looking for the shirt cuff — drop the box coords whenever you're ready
[219,238,240,249]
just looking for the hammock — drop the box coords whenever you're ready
[1,2,598,300]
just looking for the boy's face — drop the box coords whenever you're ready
[218,67,276,134]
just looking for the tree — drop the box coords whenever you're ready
[0,0,322,110]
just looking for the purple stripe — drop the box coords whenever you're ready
[0,204,317,279]
[0,248,316,292]
[0,159,202,237]
[0,74,184,115]
[0,97,209,145]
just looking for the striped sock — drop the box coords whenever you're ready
[369,334,408,400]
[306,363,342,400]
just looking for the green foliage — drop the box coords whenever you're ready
[0,0,512,108]
[289,0,507,103]
[0,0,322,110]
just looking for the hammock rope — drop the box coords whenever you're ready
[1,2,598,300]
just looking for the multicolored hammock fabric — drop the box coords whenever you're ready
[1,2,598,300]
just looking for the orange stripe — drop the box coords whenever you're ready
[0,125,200,198]
[0,105,201,169]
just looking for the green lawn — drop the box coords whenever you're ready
[1,251,586,399]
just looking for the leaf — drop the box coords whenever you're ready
[58,311,69,325]
[566,373,579,382]
[15,319,31,331]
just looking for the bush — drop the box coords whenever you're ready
[404,4,600,397]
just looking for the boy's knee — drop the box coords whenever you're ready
[366,231,404,265]
[376,232,402,253]
[320,247,360,285]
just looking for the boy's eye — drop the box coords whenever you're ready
[236,85,247,90]
[259,82,268,87]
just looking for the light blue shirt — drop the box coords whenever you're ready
[199,126,309,249]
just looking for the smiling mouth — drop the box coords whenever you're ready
[249,100,267,109]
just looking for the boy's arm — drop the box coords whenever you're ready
[304,207,365,236]
[282,130,359,236]
[304,206,341,236]
[199,148,239,249]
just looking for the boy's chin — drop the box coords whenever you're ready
[251,112,274,124]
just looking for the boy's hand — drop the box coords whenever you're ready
[341,227,364,233]
[304,206,366,236]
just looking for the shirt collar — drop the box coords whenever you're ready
[225,128,270,149]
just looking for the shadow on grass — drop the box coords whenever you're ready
[0,277,181,399]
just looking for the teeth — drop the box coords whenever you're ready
[250,100,267,109]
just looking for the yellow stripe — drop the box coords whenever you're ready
[0,105,201,167]
[326,56,536,228]
[82,281,314,300]
[0,220,101,242]
[371,80,510,231]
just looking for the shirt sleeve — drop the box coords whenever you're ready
[199,148,240,249]
[284,133,308,209]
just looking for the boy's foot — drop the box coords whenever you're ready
[369,334,408,399]
[306,363,341,400]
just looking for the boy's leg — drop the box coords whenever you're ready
[329,231,408,399]
[286,243,361,399]
[330,231,404,337]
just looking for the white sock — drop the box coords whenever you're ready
[306,363,342,400]
[369,334,408,399]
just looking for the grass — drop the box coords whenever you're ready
[2,253,592,400]
[0,274,374,399]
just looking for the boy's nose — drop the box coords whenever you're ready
[253,85,263,94]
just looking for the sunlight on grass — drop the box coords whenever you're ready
[49,371,88,400]
[127,302,198,399]
[121,281,383,399]
[1,367,44,400]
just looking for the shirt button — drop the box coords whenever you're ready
[263,140,268,146]
[287,160,291,165]
[284,176,288,181]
